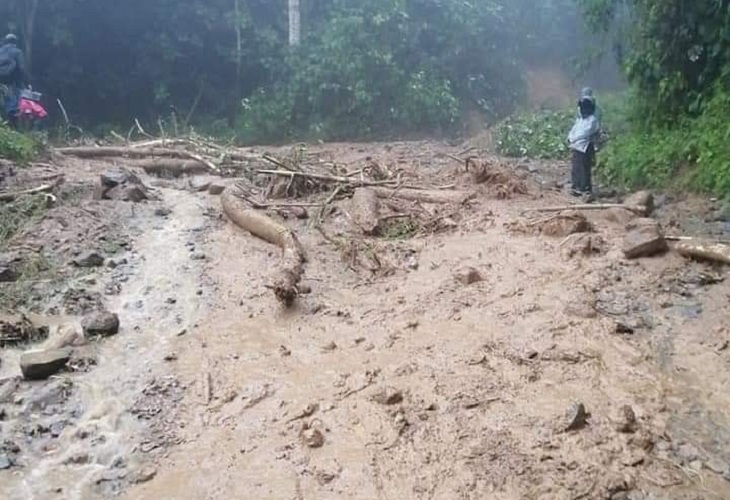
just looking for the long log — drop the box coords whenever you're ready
[221,190,306,306]
[128,159,210,177]
[57,146,193,159]
[350,188,380,235]
[371,187,475,205]
[673,241,730,265]
[56,146,218,171]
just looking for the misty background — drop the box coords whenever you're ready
[0,0,621,142]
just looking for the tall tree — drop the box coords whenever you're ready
[289,0,301,46]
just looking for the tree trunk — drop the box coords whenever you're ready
[21,0,39,73]
[288,0,301,46]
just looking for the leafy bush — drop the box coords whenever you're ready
[596,84,730,198]
[495,109,574,159]
[0,124,38,162]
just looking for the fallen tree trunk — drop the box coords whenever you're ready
[57,146,218,171]
[371,187,475,205]
[350,188,380,235]
[127,159,210,177]
[57,146,193,159]
[221,190,306,306]
[673,241,730,265]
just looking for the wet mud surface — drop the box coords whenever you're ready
[1,142,730,499]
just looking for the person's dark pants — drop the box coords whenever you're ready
[571,144,595,194]
[2,85,21,128]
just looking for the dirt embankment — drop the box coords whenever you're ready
[1,141,730,500]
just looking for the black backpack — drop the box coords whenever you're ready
[0,45,18,82]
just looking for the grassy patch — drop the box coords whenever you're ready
[0,252,60,312]
[380,218,421,240]
[0,194,49,249]
[0,123,40,162]
[596,89,730,199]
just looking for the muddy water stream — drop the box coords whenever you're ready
[2,188,208,499]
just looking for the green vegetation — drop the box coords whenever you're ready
[0,122,38,162]
[0,0,586,142]
[0,252,59,311]
[577,0,730,197]
[495,109,574,160]
[0,194,48,248]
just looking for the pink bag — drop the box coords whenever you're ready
[19,97,48,119]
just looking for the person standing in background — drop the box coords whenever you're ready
[568,94,600,199]
[0,34,29,128]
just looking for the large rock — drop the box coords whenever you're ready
[81,311,120,337]
[208,184,225,195]
[604,207,636,225]
[20,348,72,380]
[98,169,148,202]
[0,252,22,283]
[539,211,593,237]
[0,264,16,283]
[73,251,105,268]
[624,191,654,216]
[101,170,138,188]
[622,218,667,259]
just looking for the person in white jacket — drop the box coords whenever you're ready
[568,95,600,197]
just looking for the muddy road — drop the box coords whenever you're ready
[1,142,730,499]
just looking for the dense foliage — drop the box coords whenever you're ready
[0,0,588,142]
[0,123,38,162]
[495,109,574,159]
[578,0,730,196]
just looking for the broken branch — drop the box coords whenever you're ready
[0,184,55,202]
[221,190,306,305]
[524,203,647,215]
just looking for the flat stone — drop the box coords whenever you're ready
[677,443,701,464]
[705,457,729,475]
[101,170,132,188]
[616,404,638,433]
[81,311,120,337]
[604,207,636,225]
[20,348,72,380]
[133,465,158,483]
[105,185,148,202]
[453,266,483,285]
[73,251,105,268]
[622,218,667,259]
[208,184,225,195]
[372,387,404,406]
[302,427,325,448]
[564,402,588,431]
[0,454,11,470]
[190,178,211,192]
[624,191,654,216]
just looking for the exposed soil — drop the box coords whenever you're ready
[1,141,730,500]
